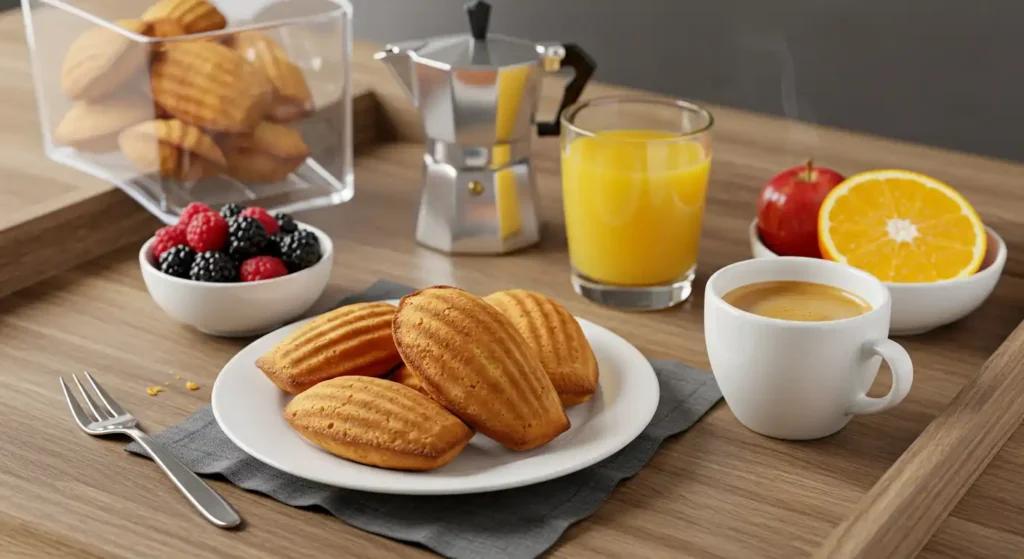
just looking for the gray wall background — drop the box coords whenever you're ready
[351,0,1023,163]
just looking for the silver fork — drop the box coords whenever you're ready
[61,372,241,529]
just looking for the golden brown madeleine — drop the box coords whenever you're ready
[118,119,226,180]
[150,41,272,133]
[142,0,227,34]
[61,19,150,101]
[143,18,188,39]
[256,302,402,394]
[55,96,155,153]
[218,121,310,183]
[486,289,599,407]
[393,286,569,451]
[388,364,430,397]
[230,31,314,122]
[285,376,473,471]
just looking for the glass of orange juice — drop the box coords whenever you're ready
[560,97,714,309]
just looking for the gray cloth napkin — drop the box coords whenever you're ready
[126,279,722,559]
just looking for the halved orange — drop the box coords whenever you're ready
[818,170,986,283]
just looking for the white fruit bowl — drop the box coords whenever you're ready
[140,221,333,337]
[748,218,1007,335]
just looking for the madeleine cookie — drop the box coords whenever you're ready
[61,19,150,101]
[150,41,272,132]
[142,0,226,34]
[218,121,310,183]
[143,18,188,39]
[256,302,402,394]
[285,377,472,470]
[55,96,155,152]
[118,118,225,180]
[389,364,429,397]
[230,31,314,122]
[486,289,599,406]
[393,286,569,451]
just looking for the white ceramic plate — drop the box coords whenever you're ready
[211,300,661,495]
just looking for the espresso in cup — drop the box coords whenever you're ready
[722,280,872,322]
[705,257,913,440]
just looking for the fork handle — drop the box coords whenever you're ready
[126,429,242,528]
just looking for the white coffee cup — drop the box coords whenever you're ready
[704,257,913,440]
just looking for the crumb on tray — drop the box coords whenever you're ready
[146,386,164,396]
[185,381,200,391]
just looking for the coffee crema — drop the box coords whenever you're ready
[722,280,872,322]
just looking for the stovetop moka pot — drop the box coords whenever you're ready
[375,0,596,254]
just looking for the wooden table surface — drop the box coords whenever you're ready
[2,14,1024,559]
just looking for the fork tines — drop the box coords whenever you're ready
[61,371,129,429]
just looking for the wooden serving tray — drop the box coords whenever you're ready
[3,16,1024,558]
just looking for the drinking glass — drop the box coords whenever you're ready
[560,96,714,309]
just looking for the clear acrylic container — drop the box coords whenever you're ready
[22,0,353,224]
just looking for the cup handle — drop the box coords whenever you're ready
[847,339,914,415]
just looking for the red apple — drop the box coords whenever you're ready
[757,160,845,258]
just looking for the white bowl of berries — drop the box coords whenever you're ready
[140,202,333,337]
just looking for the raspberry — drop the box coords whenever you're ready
[239,256,289,282]
[178,202,214,227]
[186,212,229,252]
[240,207,279,235]
[152,224,187,260]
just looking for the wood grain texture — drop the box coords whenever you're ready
[0,188,160,300]
[1,17,1023,559]
[817,321,1024,558]
[922,425,1024,558]
[0,141,1021,558]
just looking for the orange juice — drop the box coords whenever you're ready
[561,129,711,286]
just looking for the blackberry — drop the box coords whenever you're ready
[226,216,269,261]
[293,228,321,248]
[220,203,244,219]
[274,212,298,234]
[263,233,285,257]
[278,230,322,272]
[190,251,237,282]
[158,245,195,279]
